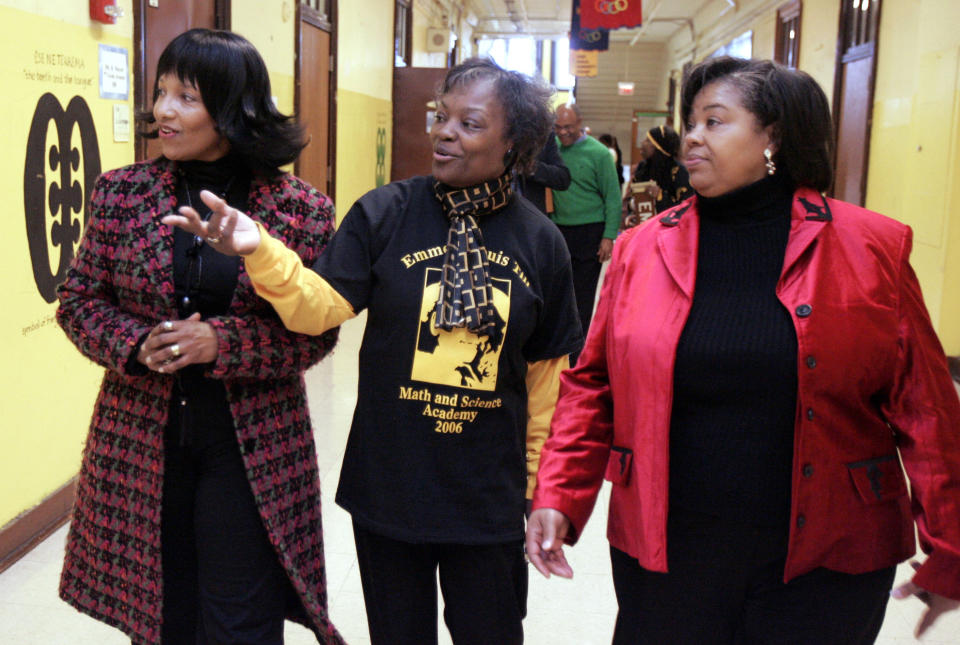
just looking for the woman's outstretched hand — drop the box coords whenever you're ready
[526,508,574,579]
[162,189,261,256]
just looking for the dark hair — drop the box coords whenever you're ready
[680,56,833,191]
[438,58,554,175]
[597,133,622,162]
[139,29,306,175]
[635,125,682,185]
[598,134,624,185]
[647,125,681,159]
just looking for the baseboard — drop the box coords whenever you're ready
[0,477,76,574]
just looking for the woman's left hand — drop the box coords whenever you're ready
[139,312,219,374]
[890,560,960,637]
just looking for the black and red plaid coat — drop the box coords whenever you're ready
[56,157,345,645]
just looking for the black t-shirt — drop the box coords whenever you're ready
[314,176,582,543]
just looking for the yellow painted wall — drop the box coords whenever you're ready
[0,0,396,534]
[335,0,394,218]
[866,0,960,353]
[231,0,296,116]
[750,10,776,60]
[236,0,396,219]
[0,1,135,528]
[797,0,839,107]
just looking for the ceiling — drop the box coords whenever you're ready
[464,0,708,43]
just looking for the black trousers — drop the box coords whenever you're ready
[160,424,288,644]
[557,221,606,363]
[352,521,527,645]
[610,511,896,645]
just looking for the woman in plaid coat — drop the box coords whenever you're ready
[56,30,344,644]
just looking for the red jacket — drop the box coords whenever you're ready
[533,187,960,600]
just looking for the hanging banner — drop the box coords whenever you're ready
[570,0,609,52]
[580,0,643,31]
[570,49,599,77]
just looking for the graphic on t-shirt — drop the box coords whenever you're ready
[412,267,511,391]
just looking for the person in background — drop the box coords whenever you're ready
[632,124,692,213]
[165,57,582,645]
[517,131,571,215]
[528,56,960,644]
[598,133,625,188]
[56,29,343,645]
[552,103,622,363]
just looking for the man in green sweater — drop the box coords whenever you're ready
[552,103,622,362]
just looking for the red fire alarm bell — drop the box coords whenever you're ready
[90,0,123,24]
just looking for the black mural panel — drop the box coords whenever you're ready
[24,93,101,303]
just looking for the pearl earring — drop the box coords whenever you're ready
[764,148,776,176]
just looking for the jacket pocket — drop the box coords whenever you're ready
[846,455,908,504]
[604,446,633,486]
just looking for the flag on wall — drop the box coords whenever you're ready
[570,0,609,52]
[579,0,643,31]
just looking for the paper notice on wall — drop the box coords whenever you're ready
[113,104,130,142]
[570,50,599,77]
[99,44,128,100]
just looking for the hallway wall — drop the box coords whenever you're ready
[0,0,395,549]
[867,0,960,353]
[662,0,960,354]
[336,2,394,218]
[0,0,135,530]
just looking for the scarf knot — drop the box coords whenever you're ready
[433,174,513,336]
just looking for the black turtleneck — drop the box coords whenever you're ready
[669,174,798,530]
[169,155,251,447]
[172,155,250,319]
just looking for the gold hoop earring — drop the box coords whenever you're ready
[764,148,776,176]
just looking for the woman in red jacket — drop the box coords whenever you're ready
[527,57,960,643]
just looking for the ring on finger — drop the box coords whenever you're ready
[170,343,181,359]
[206,235,222,244]
[162,321,174,331]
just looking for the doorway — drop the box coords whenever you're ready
[832,0,882,205]
[295,1,337,199]
[134,0,229,161]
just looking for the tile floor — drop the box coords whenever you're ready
[1,313,958,644]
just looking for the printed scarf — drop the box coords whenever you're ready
[433,173,513,336]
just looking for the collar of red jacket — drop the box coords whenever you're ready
[655,186,833,299]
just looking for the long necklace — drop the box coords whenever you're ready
[179,176,234,312]
[174,174,235,446]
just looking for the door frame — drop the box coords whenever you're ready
[133,0,231,160]
[830,0,882,202]
[295,1,338,202]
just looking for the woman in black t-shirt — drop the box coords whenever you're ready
[166,58,582,645]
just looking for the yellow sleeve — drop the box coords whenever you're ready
[243,222,356,335]
[525,355,568,498]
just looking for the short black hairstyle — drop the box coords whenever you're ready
[140,29,306,175]
[681,56,833,192]
[439,58,554,175]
